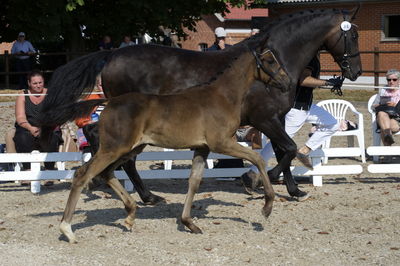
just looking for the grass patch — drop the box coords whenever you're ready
[314,88,376,102]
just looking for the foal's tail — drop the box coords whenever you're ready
[40,50,111,123]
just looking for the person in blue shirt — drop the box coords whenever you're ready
[11,32,36,90]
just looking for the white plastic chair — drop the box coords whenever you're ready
[367,94,400,162]
[316,99,366,163]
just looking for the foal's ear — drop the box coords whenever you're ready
[349,3,361,21]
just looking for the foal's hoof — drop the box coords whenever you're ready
[60,221,78,244]
[241,170,261,194]
[261,204,273,219]
[124,218,134,231]
[143,194,166,205]
[189,225,203,234]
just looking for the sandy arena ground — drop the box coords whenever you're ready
[0,101,399,265]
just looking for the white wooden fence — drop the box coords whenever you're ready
[367,146,400,173]
[0,148,363,193]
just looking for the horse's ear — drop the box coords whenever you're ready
[349,3,361,21]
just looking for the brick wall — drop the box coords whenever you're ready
[180,15,253,50]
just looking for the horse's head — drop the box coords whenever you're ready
[324,8,362,81]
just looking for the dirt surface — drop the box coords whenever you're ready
[0,101,400,265]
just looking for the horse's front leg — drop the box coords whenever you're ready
[213,140,274,218]
[249,117,302,197]
[271,142,310,200]
[181,148,209,233]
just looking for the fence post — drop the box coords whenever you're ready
[4,51,10,90]
[373,47,379,91]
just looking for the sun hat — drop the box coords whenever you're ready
[214,27,227,38]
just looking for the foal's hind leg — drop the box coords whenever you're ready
[212,140,275,218]
[101,172,137,230]
[60,151,123,243]
[84,123,164,205]
[181,148,209,233]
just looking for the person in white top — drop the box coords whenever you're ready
[372,69,400,145]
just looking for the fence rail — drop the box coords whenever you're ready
[1,48,399,90]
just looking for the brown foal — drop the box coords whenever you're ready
[59,45,290,243]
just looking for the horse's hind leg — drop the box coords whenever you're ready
[213,140,275,218]
[121,157,166,205]
[181,147,210,233]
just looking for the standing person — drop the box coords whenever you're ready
[13,70,62,185]
[241,55,343,195]
[11,32,36,90]
[98,35,114,50]
[207,27,231,51]
[119,35,135,48]
[372,69,400,146]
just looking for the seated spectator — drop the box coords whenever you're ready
[372,69,400,146]
[13,70,62,185]
[98,35,114,50]
[119,35,135,48]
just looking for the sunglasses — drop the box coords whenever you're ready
[387,78,398,82]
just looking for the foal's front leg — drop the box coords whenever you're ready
[213,140,275,218]
[181,148,209,233]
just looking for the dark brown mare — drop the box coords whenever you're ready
[38,8,362,203]
[55,37,290,243]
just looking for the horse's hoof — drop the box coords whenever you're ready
[60,221,78,244]
[143,194,166,205]
[294,192,311,202]
[289,189,310,202]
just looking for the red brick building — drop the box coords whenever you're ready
[180,6,268,51]
[266,0,400,80]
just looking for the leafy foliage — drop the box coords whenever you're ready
[0,0,265,51]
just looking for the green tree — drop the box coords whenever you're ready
[0,0,264,52]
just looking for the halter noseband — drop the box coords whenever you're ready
[252,49,285,87]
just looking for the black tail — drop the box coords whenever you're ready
[37,99,107,152]
[36,99,108,127]
[39,50,111,126]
